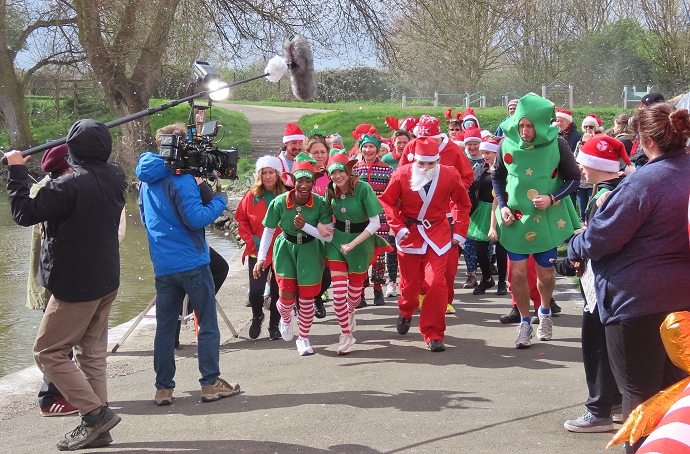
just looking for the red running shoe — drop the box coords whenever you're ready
[41,397,78,417]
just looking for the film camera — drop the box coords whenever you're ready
[159,121,238,180]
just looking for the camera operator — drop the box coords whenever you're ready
[136,125,240,406]
[5,119,126,450]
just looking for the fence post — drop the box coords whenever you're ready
[647,85,652,94]
[481,94,486,107]
[542,84,547,99]
[623,86,628,109]
[434,91,438,108]
[568,83,574,109]
[402,93,406,108]
[465,92,470,108]
[504,94,509,106]
[73,82,78,120]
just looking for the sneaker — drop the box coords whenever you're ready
[357,295,368,309]
[268,325,281,341]
[296,337,314,356]
[248,314,264,339]
[263,282,271,298]
[88,431,113,448]
[499,306,520,324]
[531,310,539,325]
[201,377,241,402]
[428,339,446,352]
[462,275,478,289]
[473,278,495,295]
[445,304,456,314]
[41,396,79,417]
[373,289,385,306]
[496,281,507,295]
[515,322,533,348]
[337,333,356,355]
[549,298,562,315]
[279,316,294,341]
[537,310,553,341]
[611,404,623,423]
[397,314,412,335]
[314,297,327,319]
[386,281,398,297]
[564,410,614,433]
[56,406,121,451]
[348,311,356,333]
[155,388,174,406]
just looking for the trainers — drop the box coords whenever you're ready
[314,297,327,319]
[428,339,446,352]
[499,306,520,324]
[56,406,121,451]
[337,333,356,355]
[386,281,398,297]
[279,316,294,341]
[268,325,281,341]
[201,377,241,402]
[248,313,264,339]
[564,410,614,433]
[41,396,79,417]
[155,388,173,406]
[473,277,495,295]
[496,281,507,295]
[537,310,553,341]
[462,275,478,289]
[88,431,113,448]
[549,298,562,315]
[445,304,456,314]
[397,314,412,335]
[373,289,385,306]
[357,295,368,308]
[348,311,356,333]
[296,337,314,356]
[515,322,533,348]
[531,310,539,325]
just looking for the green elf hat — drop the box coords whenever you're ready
[327,148,356,175]
[290,152,318,181]
[306,125,328,139]
[359,131,382,150]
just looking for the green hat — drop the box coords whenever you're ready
[327,148,352,175]
[307,126,329,139]
[501,93,558,149]
[359,133,382,150]
[291,152,317,181]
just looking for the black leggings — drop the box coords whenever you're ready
[475,240,507,282]
[247,256,280,327]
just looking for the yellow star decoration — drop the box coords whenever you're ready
[557,219,566,229]
[525,168,533,176]
[534,214,541,223]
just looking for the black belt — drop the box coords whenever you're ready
[335,219,369,234]
[405,218,437,229]
[282,231,315,244]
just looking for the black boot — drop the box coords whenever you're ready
[373,289,385,306]
[248,314,264,339]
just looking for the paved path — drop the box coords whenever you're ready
[216,104,331,158]
[0,252,617,453]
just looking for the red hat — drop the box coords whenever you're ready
[576,136,631,172]
[352,124,377,140]
[452,131,465,147]
[463,127,482,144]
[41,144,70,174]
[479,137,500,153]
[556,108,573,124]
[399,116,418,132]
[283,124,305,143]
[414,115,442,138]
[410,136,440,162]
[582,114,604,132]
[461,108,480,130]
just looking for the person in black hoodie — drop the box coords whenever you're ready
[554,135,630,433]
[5,119,126,450]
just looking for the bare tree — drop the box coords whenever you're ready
[0,0,81,150]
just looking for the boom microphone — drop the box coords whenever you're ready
[283,35,317,102]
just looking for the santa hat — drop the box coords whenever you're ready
[283,124,305,143]
[479,137,500,153]
[410,136,440,162]
[352,124,377,140]
[255,155,283,175]
[415,115,442,138]
[463,127,482,144]
[508,99,519,109]
[327,148,356,175]
[290,152,318,180]
[576,136,632,173]
[41,144,70,174]
[452,131,465,148]
[380,141,391,153]
[461,108,480,130]
[556,108,573,124]
[582,114,604,132]
[480,129,492,139]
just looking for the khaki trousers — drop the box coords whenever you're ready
[33,290,118,415]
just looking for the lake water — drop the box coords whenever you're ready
[0,192,238,378]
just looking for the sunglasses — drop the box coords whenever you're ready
[583,125,595,129]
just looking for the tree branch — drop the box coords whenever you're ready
[11,17,77,60]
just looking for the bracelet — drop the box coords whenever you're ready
[549,194,555,205]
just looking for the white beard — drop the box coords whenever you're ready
[410,164,439,192]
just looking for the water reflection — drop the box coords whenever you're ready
[0,193,237,378]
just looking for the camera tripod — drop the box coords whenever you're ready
[111,295,237,353]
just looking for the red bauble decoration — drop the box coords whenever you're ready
[504,153,513,164]
[514,209,523,220]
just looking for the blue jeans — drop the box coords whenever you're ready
[154,265,220,389]
[577,187,593,222]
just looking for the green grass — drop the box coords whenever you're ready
[226,99,402,110]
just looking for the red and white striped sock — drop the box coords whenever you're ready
[347,284,364,313]
[276,297,295,323]
[331,274,350,334]
[297,297,314,339]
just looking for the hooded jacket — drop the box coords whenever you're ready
[136,152,227,277]
[8,119,126,302]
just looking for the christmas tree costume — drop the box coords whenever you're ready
[495,94,581,254]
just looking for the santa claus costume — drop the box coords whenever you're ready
[379,137,471,352]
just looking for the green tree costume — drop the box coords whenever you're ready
[496,94,581,254]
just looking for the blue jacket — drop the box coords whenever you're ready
[136,152,227,277]
[568,152,690,324]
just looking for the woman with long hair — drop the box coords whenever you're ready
[234,156,288,340]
